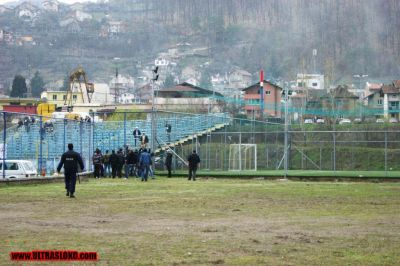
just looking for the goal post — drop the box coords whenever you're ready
[228,144,257,171]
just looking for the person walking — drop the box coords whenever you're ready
[187,150,200,181]
[57,143,85,198]
[133,127,141,147]
[165,150,173,178]
[109,150,118,178]
[92,149,103,179]
[139,148,152,182]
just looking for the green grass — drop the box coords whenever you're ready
[159,169,400,178]
[1,178,400,265]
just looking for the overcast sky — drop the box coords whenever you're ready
[0,0,98,4]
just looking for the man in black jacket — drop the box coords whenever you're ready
[109,150,118,178]
[187,150,200,181]
[165,150,173,178]
[57,143,85,198]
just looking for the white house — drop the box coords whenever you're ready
[15,2,39,22]
[228,68,252,89]
[0,5,11,13]
[118,92,136,104]
[155,58,169,67]
[42,0,59,12]
[296,74,325,90]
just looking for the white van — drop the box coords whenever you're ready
[0,160,38,179]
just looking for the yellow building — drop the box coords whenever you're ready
[41,90,84,106]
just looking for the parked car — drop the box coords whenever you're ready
[376,118,385,123]
[316,119,325,124]
[389,118,398,123]
[339,118,351,125]
[353,118,362,123]
[0,160,37,179]
[304,119,314,124]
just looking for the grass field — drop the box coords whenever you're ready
[1,177,400,265]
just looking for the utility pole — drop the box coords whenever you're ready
[284,82,289,179]
[113,57,120,104]
[260,70,264,120]
[312,49,317,74]
[151,66,159,151]
[353,74,368,118]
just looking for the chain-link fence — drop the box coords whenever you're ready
[1,110,399,175]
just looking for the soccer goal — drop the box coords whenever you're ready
[228,144,257,171]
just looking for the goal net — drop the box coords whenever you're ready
[228,144,257,171]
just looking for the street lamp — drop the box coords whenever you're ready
[353,74,368,118]
[113,57,120,104]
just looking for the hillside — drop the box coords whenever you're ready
[0,0,399,88]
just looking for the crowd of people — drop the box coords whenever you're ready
[57,126,201,198]
[92,146,156,182]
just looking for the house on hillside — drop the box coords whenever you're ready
[321,85,358,119]
[100,20,127,37]
[135,83,152,104]
[228,68,252,89]
[0,29,13,44]
[42,0,59,12]
[15,35,35,46]
[297,74,325,90]
[366,80,400,119]
[156,82,223,112]
[0,5,12,13]
[242,80,282,119]
[290,89,328,122]
[59,18,81,33]
[14,2,40,22]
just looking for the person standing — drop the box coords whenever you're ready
[109,150,118,178]
[165,123,172,143]
[133,127,141,147]
[139,148,152,182]
[103,150,110,177]
[117,148,125,178]
[92,149,103,179]
[187,150,200,181]
[165,150,173,178]
[57,143,84,198]
[125,149,136,178]
[140,133,149,148]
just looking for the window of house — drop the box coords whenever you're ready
[247,99,260,105]
[377,99,383,105]
[266,91,271,95]
[52,95,57,100]
[72,95,77,100]
[312,82,318,87]
[298,82,304,87]
[63,95,66,100]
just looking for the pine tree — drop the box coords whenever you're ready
[10,75,27,98]
[30,71,45,97]
[164,74,176,88]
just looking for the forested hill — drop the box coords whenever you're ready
[0,0,399,86]
[140,0,400,78]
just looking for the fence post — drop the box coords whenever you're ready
[39,115,43,175]
[2,112,6,178]
[385,131,388,175]
[124,112,127,149]
[63,119,66,151]
[333,131,336,172]
[79,121,83,156]
[239,131,242,171]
